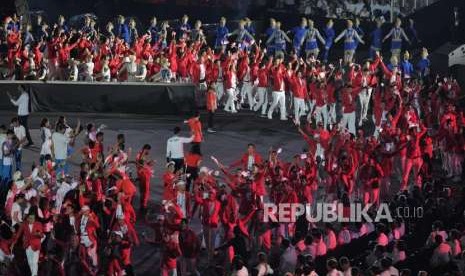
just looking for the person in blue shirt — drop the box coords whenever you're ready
[383,18,410,60]
[400,51,414,79]
[244,18,255,51]
[81,16,93,35]
[215,17,230,50]
[406,18,419,47]
[417,48,430,79]
[128,18,139,46]
[266,21,291,57]
[227,20,255,50]
[57,15,69,34]
[265,18,277,56]
[304,19,325,59]
[323,19,335,63]
[116,15,130,44]
[369,18,383,59]
[6,14,20,32]
[335,20,365,64]
[147,17,159,45]
[353,18,365,51]
[23,24,35,46]
[178,14,191,40]
[290,17,308,57]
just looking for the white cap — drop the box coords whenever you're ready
[81,205,90,212]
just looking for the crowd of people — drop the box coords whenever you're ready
[0,8,464,276]
[0,12,423,84]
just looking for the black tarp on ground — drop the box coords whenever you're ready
[0,81,197,115]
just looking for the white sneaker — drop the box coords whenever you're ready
[207,128,216,133]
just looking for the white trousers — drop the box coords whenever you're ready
[254,87,268,115]
[214,82,224,103]
[358,88,372,126]
[341,112,356,135]
[224,88,237,113]
[293,97,306,124]
[240,82,255,108]
[314,104,328,129]
[26,246,40,276]
[316,143,325,160]
[267,91,286,120]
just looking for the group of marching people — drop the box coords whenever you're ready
[1,11,465,276]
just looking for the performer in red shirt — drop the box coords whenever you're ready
[77,205,100,270]
[206,84,217,133]
[312,81,329,130]
[185,111,203,154]
[178,218,201,276]
[288,68,307,125]
[401,124,427,190]
[135,144,154,214]
[358,155,384,206]
[12,213,44,276]
[267,59,287,120]
[341,85,357,135]
[230,143,263,171]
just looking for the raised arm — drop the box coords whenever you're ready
[354,30,364,44]
[334,29,346,43]
[401,28,410,43]
[383,28,394,42]
[316,29,326,45]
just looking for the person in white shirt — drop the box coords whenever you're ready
[12,117,27,171]
[39,118,52,165]
[7,85,33,146]
[80,55,95,81]
[166,126,194,171]
[52,123,71,176]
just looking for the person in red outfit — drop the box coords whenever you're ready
[179,219,201,276]
[196,188,220,261]
[77,205,100,270]
[288,68,307,125]
[254,57,273,116]
[135,144,155,214]
[206,84,217,133]
[163,162,177,200]
[230,143,263,171]
[12,213,44,276]
[185,111,203,154]
[267,58,287,120]
[358,155,384,206]
[401,124,427,190]
[341,85,357,135]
